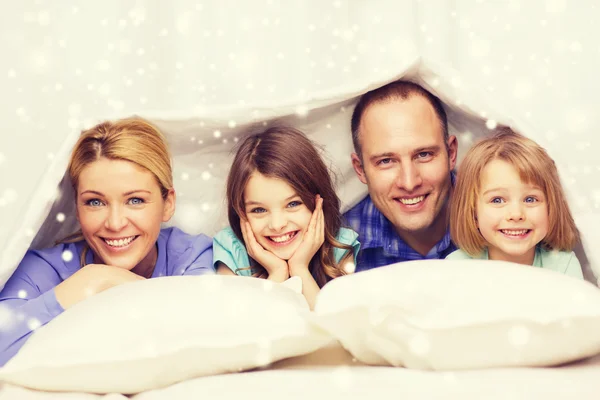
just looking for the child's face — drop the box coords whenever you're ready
[243,172,313,260]
[476,159,549,264]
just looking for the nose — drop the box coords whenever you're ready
[506,202,525,221]
[396,163,423,192]
[105,205,128,231]
[268,211,287,232]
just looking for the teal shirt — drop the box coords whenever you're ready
[213,227,361,275]
[445,247,583,279]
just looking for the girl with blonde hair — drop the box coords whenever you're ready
[0,118,214,366]
[447,127,582,279]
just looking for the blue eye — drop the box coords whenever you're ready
[287,201,302,208]
[250,207,267,214]
[128,197,144,205]
[86,199,104,207]
[524,196,538,203]
[416,152,433,160]
[377,158,392,166]
[491,197,505,204]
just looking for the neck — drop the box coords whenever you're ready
[396,207,449,256]
[488,247,535,265]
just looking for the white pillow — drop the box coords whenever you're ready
[311,259,600,370]
[0,275,331,394]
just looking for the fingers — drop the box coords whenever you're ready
[308,195,322,234]
[241,220,259,257]
[317,196,325,244]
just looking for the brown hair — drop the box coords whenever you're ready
[63,118,173,266]
[450,127,579,256]
[226,125,352,287]
[351,80,448,158]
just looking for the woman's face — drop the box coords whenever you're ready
[76,157,175,273]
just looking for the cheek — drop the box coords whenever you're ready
[475,205,497,230]
[77,208,103,233]
[296,210,313,229]
[424,162,451,188]
[532,206,550,227]
[365,167,397,192]
[247,217,265,236]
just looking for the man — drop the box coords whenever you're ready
[344,80,458,271]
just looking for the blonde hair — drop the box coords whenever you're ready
[63,118,173,266]
[450,127,579,256]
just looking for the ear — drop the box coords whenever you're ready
[447,135,458,170]
[162,188,176,222]
[351,153,368,185]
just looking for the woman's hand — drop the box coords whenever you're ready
[288,195,325,275]
[55,264,145,310]
[241,219,289,282]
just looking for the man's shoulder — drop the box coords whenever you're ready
[343,195,377,229]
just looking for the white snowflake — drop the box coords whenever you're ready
[343,261,356,274]
[27,318,42,330]
[295,105,309,117]
[0,304,15,331]
[485,119,498,130]
[17,289,28,299]
[62,250,74,262]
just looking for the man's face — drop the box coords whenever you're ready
[351,95,457,241]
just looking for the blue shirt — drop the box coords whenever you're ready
[343,195,456,271]
[213,226,360,275]
[0,227,214,366]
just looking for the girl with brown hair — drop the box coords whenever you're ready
[447,127,582,278]
[213,126,360,308]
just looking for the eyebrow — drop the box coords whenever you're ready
[368,146,441,162]
[482,186,543,196]
[369,152,395,162]
[245,193,299,206]
[80,190,152,196]
[414,145,441,154]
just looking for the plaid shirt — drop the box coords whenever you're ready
[343,188,456,272]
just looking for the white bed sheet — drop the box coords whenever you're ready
[2,344,598,400]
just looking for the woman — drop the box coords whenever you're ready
[0,118,214,366]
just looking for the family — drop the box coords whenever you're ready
[0,80,583,366]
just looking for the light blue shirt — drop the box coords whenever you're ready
[213,226,360,275]
[445,247,583,279]
[0,227,214,366]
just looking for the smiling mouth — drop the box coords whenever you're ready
[395,194,427,206]
[267,231,298,246]
[500,229,531,237]
[102,235,139,248]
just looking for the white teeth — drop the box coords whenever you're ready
[399,195,425,205]
[270,232,295,243]
[501,229,529,236]
[105,236,135,247]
